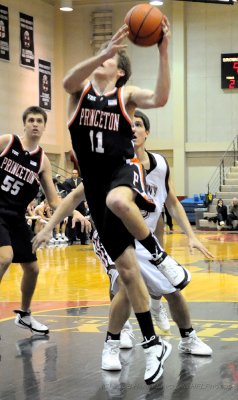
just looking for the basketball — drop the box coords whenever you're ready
[124,3,164,47]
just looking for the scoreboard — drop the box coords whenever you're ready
[221,53,238,89]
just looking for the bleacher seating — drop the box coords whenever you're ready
[180,194,207,224]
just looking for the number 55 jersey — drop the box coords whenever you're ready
[0,134,43,215]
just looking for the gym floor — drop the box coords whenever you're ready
[0,229,238,400]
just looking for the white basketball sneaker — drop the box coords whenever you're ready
[150,252,191,290]
[101,340,122,371]
[142,336,172,385]
[178,330,212,356]
[14,310,49,335]
[120,321,134,349]
[151,301,170,332]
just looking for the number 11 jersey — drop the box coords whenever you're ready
[68,81,135,180]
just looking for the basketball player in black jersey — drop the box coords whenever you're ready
[0,106,61,335]
[0,106,89,336]
[61,21,178,384]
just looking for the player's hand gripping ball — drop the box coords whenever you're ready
[124,3,164,47]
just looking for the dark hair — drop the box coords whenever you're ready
[22,106,47,124]
[134,110,150,131]
[116,49,131,87]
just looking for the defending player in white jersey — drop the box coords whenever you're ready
[92,110,213,363]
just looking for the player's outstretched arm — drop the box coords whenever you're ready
[165,176,214,259]
[32,183,86,252]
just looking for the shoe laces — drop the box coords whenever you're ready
[121,328,135,341]
[107,341,120,354]
[136,335,157,347]
[151,251,167,263]
[159,258,180,278]
[183,331,199,344]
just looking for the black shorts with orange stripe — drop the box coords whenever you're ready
[110,159,155,213]
[84,159,155,261]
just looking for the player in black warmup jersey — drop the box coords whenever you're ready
[0,106,61,334]
[61,22,180,384]
[0,106,90,336]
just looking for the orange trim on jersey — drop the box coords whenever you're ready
[130,159,155,206]
[68,81,92,127]
[0,134,14,157]
[129,157,139,163]
[118,87,132,125]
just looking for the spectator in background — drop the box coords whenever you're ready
[63,169,81,193]
[53,174,67,198]
[34,199,53,234]
[216,198,228,230]
[63,169,89,244]
[227,198,238,230]
[25,199,38,233]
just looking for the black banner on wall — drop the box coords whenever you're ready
[20,12,35,67]
[39,59,51,110]
[0,4,9,61]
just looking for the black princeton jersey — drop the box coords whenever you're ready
[68,82,135,178]
[0,135,43,214]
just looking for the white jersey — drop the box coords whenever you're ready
[92,151,176,297]
[140,152,169,234]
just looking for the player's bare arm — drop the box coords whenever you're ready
[63,24,129,96]
[72,209,92,234]
[124,18,170,110]
[0,134,13,153]
[32,183,86,252]
[165,176,214,258]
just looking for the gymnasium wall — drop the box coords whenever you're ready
[0,0,237,194]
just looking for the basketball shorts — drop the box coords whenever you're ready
[0,213,37,263]
[92,230,176,297]
[110,160,155,212]
[85,160,156,261]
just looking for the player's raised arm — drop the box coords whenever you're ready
[63,25,129,95]
[125,17,170,110]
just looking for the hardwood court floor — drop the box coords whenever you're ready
[0,229,238,400]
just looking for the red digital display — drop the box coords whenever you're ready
[221,53,238,89]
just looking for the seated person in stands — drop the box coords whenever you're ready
[34,199,53,234]
[227,198,238,229]
[216,198,228,229]
[25,199,38,233]
[67,200,90,245]
[53,175,67,198]
[54,217,68,243]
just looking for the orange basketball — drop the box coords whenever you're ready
[124,3,164,47]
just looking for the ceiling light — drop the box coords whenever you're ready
[149,1,164,5]
[60,0,73,12]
